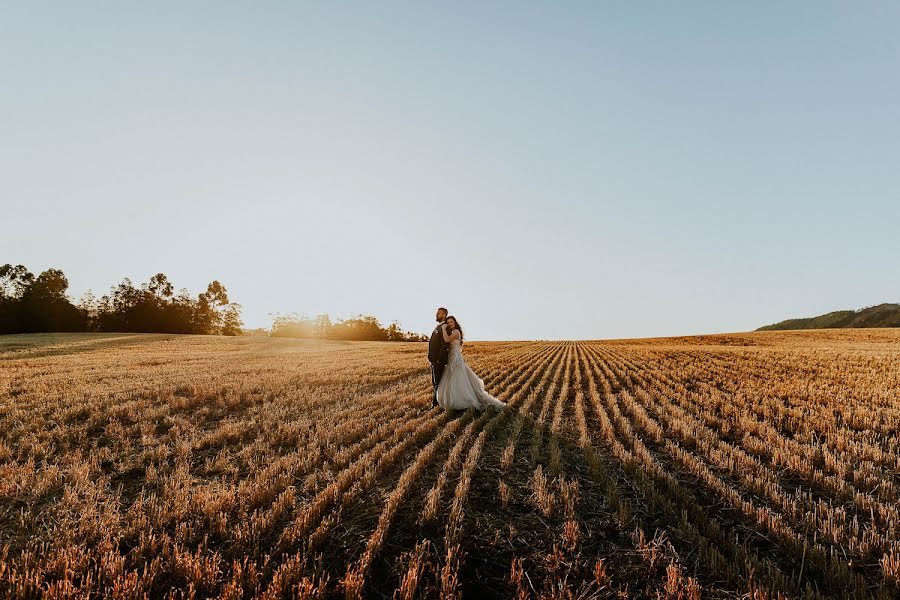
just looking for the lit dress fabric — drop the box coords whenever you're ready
[435,339,506,411]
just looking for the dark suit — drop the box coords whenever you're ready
[428,321,449,405]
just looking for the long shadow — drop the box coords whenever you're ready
[357,408,668,599]
[356,398,888,599]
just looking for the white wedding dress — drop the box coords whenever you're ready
[436,339,506,411]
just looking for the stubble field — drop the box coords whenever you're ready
[0,330,898,599]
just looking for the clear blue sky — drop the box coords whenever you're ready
[2,2,898,340]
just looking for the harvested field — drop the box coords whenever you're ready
[1,330,898,599]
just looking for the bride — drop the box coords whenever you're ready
[435,316,506,411]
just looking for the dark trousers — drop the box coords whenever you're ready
[431,362,446,404]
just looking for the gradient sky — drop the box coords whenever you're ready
[3,2,899,340]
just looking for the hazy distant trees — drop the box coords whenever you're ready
[272,313,426,342]
[1,263,421,341]
[0,264,242,335]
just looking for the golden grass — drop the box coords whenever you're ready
[0,330,898,598]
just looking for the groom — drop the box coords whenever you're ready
[428,307,449,408]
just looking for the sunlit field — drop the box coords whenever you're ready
[1,330,898,599]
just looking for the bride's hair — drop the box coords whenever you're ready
[446,316,463,341]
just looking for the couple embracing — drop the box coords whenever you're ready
[427,307,506,411]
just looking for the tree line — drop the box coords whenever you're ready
[0,264,242,335]
[271,313,427,342]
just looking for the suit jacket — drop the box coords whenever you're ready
[428,321,449,364]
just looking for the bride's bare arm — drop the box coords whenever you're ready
[440,324,460,343]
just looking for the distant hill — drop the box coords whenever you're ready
[757,303,900,331]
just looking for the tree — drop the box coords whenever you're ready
[0,264,35,333]
[196,281,242,335]
[0,264,34,298]
[221,304,244,336]
[18,268,84,332]
[387,321,404,341]
[314,314,333,338]
[77,290,98,330]
[29,269,69,299]
[146,273,174,299]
